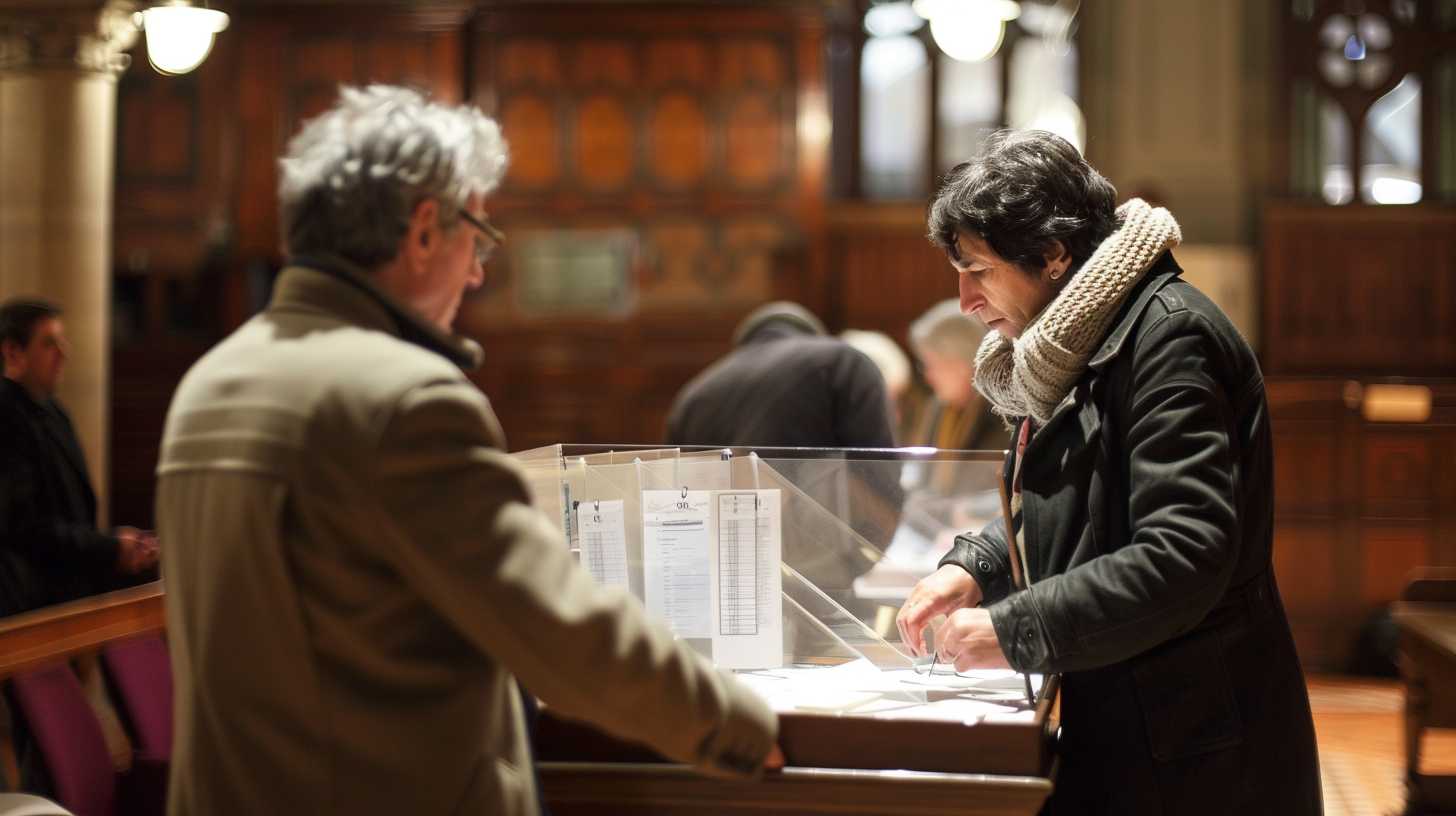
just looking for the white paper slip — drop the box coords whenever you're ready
[709,490,784,669]
[642,489,713,638]
[576,499,628,589]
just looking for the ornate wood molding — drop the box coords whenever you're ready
[0,0,138,74]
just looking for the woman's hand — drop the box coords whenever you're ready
[934,607,1010,671]
[896,564,983,657]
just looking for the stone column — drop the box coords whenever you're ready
[0,1,136,524]
[1077,0,1276,347]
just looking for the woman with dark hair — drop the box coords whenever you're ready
[895,131,1321,815]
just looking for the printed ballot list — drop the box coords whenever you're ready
[576,499,628,589]
[643,489,783,669]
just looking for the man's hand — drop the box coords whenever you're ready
[934,607,1010,671]
[896,564,982,658]
[116,527,159,574]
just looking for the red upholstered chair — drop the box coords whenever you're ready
[99,636,171,816]
[6,664,116,816]
[99,636,171,763]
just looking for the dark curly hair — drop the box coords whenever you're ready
[927,130,1118,276]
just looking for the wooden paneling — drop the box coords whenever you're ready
[1268,377,1456,671]
[108,5,473,527]
[461,3,828,448]
[1360,523,1434,608]
[825,203,955,341]
[1262,204,1456,376]
[1362,429,1437,519]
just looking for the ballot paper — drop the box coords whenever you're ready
[576,499,628,589]
[732,659,1042,722]
[643,490,713,638]
[709,490,784,669]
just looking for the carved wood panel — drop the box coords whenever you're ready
[460,3,828,450]
[108,5,471,529]
[1267,376,1456,671]
[826,204,957,341]
[1262,204,1456,376]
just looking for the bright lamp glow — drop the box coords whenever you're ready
[914,0,1020,62]
[1369,176,1422,204]
[138,3,230,76]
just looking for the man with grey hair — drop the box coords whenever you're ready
[907,299,1007,455]
[157,85,779,816]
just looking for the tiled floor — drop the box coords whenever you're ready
[1310,674,1456,816]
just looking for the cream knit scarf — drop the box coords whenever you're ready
[973,198,1182,424]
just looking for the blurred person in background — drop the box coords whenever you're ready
[895,130,1320,815]
[157,85,780,816]
[0,298,158,618]
[667,301,894,449]
[667,302,899,617]
[907,298,1009,456]
[839,328,913,443]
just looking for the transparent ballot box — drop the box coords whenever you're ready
[514,444,1058,814]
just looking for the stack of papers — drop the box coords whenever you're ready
[734,659,1041,724]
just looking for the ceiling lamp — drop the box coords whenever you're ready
[913,0,1021,63]
[135,1,230,76]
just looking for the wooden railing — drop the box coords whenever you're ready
[0,582,164,679]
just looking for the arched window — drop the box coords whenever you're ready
[834,0,1084,200]
[1284,0,1455,204]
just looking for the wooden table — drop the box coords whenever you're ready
[1393,598,1456,814]
[536,675,1060,816]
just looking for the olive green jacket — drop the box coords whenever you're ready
[157,258,775,816]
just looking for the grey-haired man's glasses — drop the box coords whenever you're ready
[458,210,505,267]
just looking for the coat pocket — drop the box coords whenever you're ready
[1131,628,1244,761]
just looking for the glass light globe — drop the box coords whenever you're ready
[140,5,230,76]
[930,8,1005,62]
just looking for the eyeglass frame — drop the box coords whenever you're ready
[457,209,506,267]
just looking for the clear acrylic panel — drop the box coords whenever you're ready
[513,445,1004,661]
[512,444,1046,718]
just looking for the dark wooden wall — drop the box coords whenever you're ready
[109,1,831,526]
[1263,205,1456,670]
[463,3,829,449]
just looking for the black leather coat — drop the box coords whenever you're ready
[942,253,1322,815]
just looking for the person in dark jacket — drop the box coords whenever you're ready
[667,302,899,610]
[894,131,1322,816]
[0,299,158,617]
[666,301,895,449]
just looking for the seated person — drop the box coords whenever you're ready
[0,299,158,617]
[908,299,1010,456]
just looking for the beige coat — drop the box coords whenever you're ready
[156,260,776,815]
